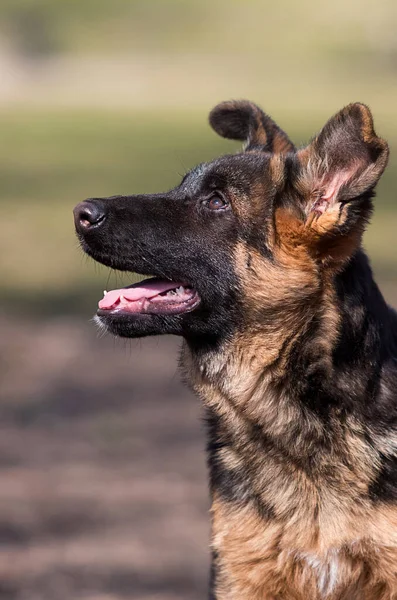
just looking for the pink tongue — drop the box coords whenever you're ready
[98,279,183,309]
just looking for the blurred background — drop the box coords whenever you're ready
[0,1,396,599]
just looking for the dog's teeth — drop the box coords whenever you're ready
[176,286,184,295]
[103,290,108,296]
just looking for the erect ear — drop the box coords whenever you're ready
[209,100,295,154]
[275,103,389,267]
[297,103,389,210]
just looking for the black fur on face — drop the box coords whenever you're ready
[75,152,278,347]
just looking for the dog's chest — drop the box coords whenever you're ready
[293,549,341,597]
[210,493,397,600]
[213,536,370,600]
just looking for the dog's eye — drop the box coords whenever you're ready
[205,195,229,211]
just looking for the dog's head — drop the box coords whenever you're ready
[74,101,388,350]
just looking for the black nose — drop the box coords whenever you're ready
[74,200,106,232]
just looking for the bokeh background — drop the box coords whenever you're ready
[0,2,396,599]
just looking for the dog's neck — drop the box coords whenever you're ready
[182,249,397,471]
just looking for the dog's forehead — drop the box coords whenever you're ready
[179,153,271,196]
[179,162,211,195]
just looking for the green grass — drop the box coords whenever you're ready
[0,108,396,315]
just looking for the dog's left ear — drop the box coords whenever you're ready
[209,100,295,154]
[275,103,389,266]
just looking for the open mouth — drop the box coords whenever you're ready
[97,277,201,317]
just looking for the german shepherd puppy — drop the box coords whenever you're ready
[74,100,397,600]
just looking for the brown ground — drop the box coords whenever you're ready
[0,317,209,600]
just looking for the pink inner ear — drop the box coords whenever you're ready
[309,161,362,216]
[322,164,360,203]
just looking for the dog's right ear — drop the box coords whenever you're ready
[209,100,295,154]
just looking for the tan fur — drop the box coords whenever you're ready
[251,103,268,148]
[185,326,397,599]
[275,204,365,270]
[180,102,396,599]
[181,234,397,599]
[211,495,397,600]
[184,310,397,599]
[272,133,295,155]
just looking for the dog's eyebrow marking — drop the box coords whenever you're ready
[179,163,210,195]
